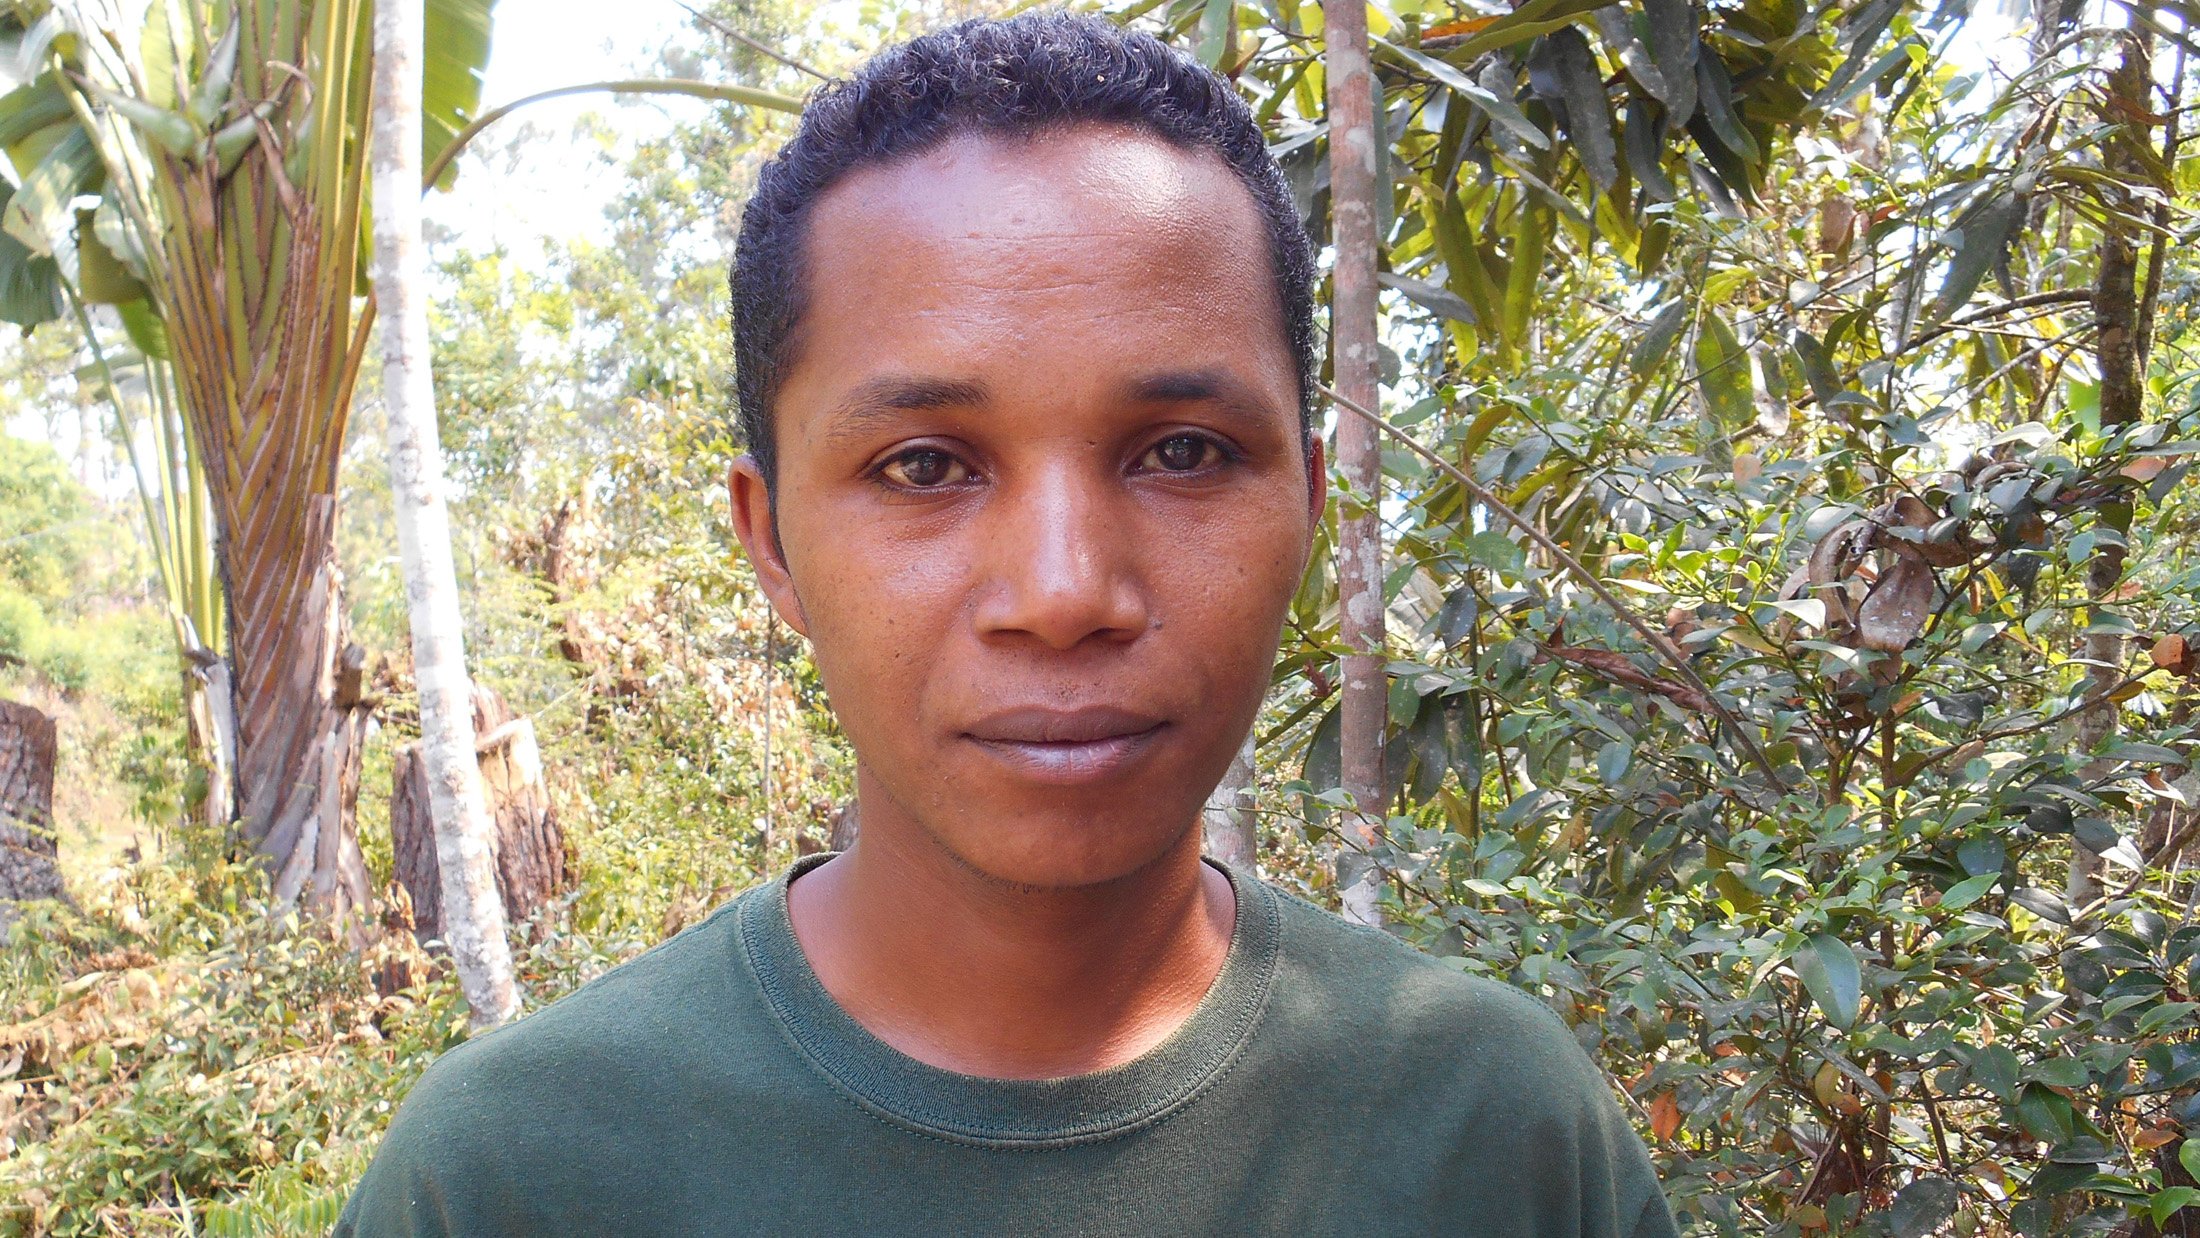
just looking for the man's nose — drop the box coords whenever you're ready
[972,467,1149,650]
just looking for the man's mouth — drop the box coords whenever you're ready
[961,706,1169,783]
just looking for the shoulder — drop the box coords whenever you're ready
[1257,880,1674,1233]
[1264,878,1586,1063]
[337,892,763,1233]
[1258,875,1654,1125]
[429,891,752,1090]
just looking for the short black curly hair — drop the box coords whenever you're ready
[729,11,1318,486]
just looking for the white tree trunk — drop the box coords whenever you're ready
[1326,0,1388,927]
[1202,732,1259,873]
[371,0,519,1031]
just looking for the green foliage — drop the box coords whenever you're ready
[1173,0,2200,1231]
[0,825,473,1235]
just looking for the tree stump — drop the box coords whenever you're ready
[827,798,859,852]
[0,699,64,917]
[391,686,567,945]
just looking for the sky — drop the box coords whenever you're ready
[434,0,709,257]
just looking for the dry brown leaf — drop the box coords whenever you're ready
[2153,633,2191,673]
[2135,1126,2181,1150]
[1858,558,1935,652]
[2123,455,2171,482]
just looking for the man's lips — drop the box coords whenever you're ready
[961,706,1169,783]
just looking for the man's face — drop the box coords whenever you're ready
[730,124,1322,889]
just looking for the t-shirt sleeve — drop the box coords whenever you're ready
[1442,976,1680,1237]
[334,1043,530,1238]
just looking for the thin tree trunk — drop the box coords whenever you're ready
[1202,732,1259,872]
[0,699,63,919]
[372,0,518,1030]
[1326,0,1387,925]
[2070,21,2156,911]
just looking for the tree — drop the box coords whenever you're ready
[0,0,503,923]
[371,0,517,1026]
[0,698,61,915]
[1324,0,1388,927]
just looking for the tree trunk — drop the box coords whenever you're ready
[2070,22,2155,912]
[0,699,63,918]
[827,799,860,852]
[1202,732,1259,872]
[373,0,519,1031]
[1326,0,1388,926]
[393,686,567,947]
[233,530,374,927]
[180,634,236,832]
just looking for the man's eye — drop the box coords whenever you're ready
[1143,434,1222,473]
[879,449,970,489]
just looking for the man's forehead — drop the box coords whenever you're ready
[804,123,1267,258]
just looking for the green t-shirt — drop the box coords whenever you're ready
[339,856,1677,1236]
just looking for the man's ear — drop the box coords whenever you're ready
[1303,433,1328,530]
[728,455,812,638]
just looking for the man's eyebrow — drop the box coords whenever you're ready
[821,376,990,446]
[1125,369,1285,425]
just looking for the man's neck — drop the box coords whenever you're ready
[783,791,1236,1081]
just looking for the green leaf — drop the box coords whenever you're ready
[1303,702,1342,793]
[1430,195,1507,353]
[1794,933,1861,1028]
[1467,529,1525,576]
[1441,0,1608,59]
[1641,0,1697,125]
[92,191,147,284]
[91,85,199,158]
[1545,27,1616,194]
[0,72,74,151]
[0,180,63,327]
[2179,1138,2200,1185]
[1889,1178,1960,1238]
[1939,872,1997,912]
[1196,0,1233,66]
[1957,837,2005,876]
[3,126,99,263]
[186,21,240,130]
[118,298,169,362]
[1379,271,1477,325]
[1631,301,1687,375]
[2153,1187,2200,1229]
[1968,1044,2019,1101]
[1930,189,2023,318]
[1693,310,1753,428]
[423,0,497,189]
[1596,739,1632,783]
[1621,94,1677,201]
[2027,1056,2090,1089]
[1377,37,1550,151]
[2016,1082,2075,1142]
[1690,49,1759,169]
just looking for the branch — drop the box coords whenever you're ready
[1320,383,1793,793]
[1891,289,2094,359]
[675,2,831,82]
[421,77,804,191]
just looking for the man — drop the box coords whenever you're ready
[338,13,1676,1236]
